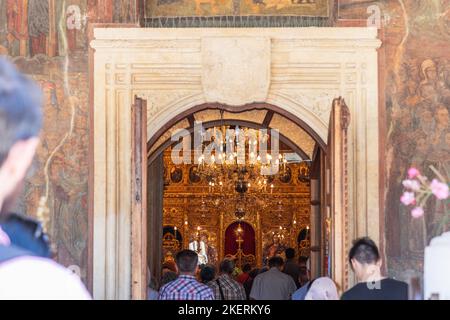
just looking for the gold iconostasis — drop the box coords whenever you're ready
[161,149,312,268]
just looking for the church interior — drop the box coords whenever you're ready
[0,0,449,300]
[156,111,317,274]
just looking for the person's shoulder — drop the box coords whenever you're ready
[279,270,296,282]
[0,256,91,300]
[161,277,180,290]
[291,287,303,300]
[340,284,363,300]
[228,275,243,286]
[383,278,408,287]
[382,278,409,293]
[199,281,214,291]
[206,280,218,289]
[198,282,214,297]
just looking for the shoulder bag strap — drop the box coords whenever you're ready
[216,278,226,300]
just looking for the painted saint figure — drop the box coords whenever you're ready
[28,0,49,56]
[66,5,82,53]
[262,234,286,265]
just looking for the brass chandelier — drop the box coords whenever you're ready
[194,122,294,220]
[196,125,288,195]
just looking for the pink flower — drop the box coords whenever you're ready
[0,227,11,247]
[402,179,421,191]
[408,168,420,179]
[400,192,416,206]
[411,207,424,218]
[430,179,449,200]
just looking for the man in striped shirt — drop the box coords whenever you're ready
[208,259,246,300]
[159,250,214,300]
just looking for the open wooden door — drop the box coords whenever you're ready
[131,96,148,300]
[325,97,351,292]
[147,151,164,293]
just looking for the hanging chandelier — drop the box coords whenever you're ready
[196,118,289,195]
[190,111,304,222]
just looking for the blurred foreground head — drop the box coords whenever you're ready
[0,58,42,214]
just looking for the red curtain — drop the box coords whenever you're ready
[224,222,255,256]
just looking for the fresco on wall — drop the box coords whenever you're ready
[0,0,139,285]
[339,0,450,284]
[146,0,330,17]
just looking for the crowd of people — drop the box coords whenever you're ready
[151,237,408,300]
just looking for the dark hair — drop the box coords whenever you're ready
[348,237,380,266]
[259,267,269,274]
[298,266,309,286]
[175,249,198,273]
[268,256,284,268]
[249,268,260,278]
[242,263,252,273]
[299,266,308,276]
[162,261,177,273]
[219,259,235,274]
[298,256,309,265]
[160,271,178,287]
[200,264,216,283]
[285,248,295,259]
[0,58,42,166]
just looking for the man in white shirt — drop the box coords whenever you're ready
[188,235,208,265]
[0,58,91,300]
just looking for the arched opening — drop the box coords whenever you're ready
[146,103,327,293]
[224,222,256,268]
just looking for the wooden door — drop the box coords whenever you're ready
[131,96,148,300]
[326,97,351,291]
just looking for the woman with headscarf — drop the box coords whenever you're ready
[304,277,339,300]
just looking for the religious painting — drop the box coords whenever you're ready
[298,162,310,183]
[278,166,292,183]
[189,165,201,183]
[170,166,183,183]
[146,0,330,17]
[262,231,287,265]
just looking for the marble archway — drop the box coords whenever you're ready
[90,27,381,299]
